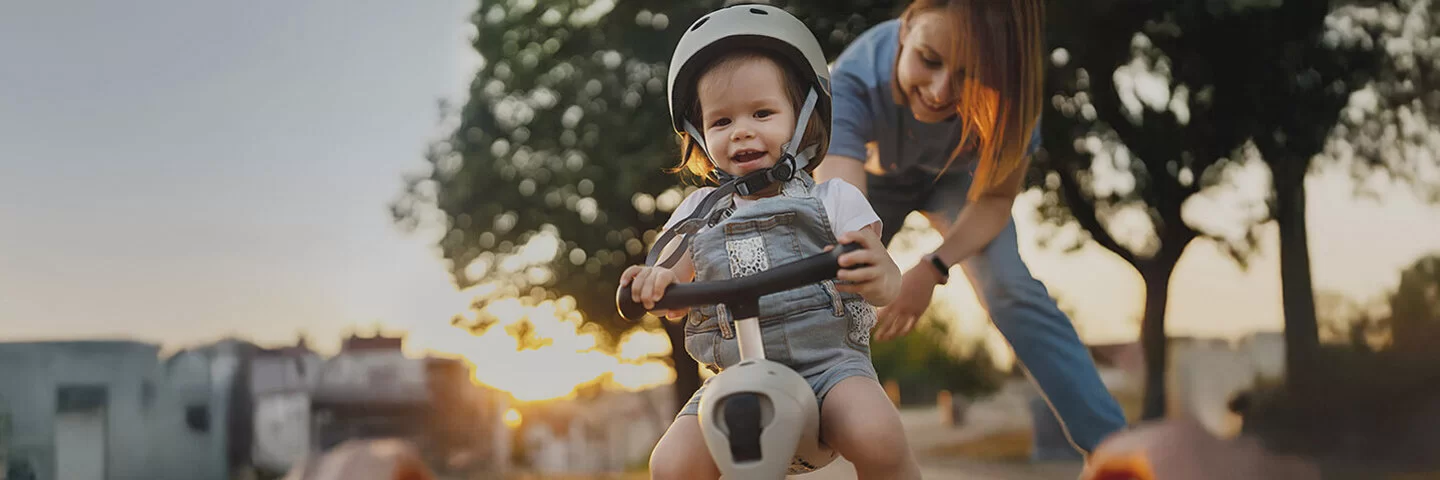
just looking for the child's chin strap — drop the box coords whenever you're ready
[645,88,820,269]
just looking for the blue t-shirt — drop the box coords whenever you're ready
[828,19,1041,177]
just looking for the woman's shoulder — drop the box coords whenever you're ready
[831,19,902,82]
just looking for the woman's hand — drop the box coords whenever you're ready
[874,265,943,341]
[619,265,689,320]
[832,225,901,306]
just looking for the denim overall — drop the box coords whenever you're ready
[676,170,879,418]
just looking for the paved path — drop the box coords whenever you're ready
[793,406,1081,480]
[502,405,1081,480]
[503,384,1084,480]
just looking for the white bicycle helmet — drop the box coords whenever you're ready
[666,3,832,174]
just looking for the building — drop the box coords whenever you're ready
[1019,334,1284,460]
[249,342,324,475]
[0,340,238,480]
[299,334,510,479]
[1167,332,1285,437]
[515,386,673,475]
[0,335,513,480]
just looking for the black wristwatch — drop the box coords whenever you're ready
[924,253,950,284]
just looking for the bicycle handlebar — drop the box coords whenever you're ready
[616,243,863,322]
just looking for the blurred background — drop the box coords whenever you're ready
[2,0,1438,478]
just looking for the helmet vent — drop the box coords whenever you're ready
[749,8,768,15]
[690,17,709,31]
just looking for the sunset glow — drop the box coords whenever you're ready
[410,284,675,403]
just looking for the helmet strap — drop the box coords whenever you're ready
[682,120,712,167]
[709,87,820,185]
[785,88,820,172]
[646,88,822,267]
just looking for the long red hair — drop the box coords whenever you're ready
[893,0,1046,199]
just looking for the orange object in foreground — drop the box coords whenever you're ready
[1083,453,1155,480]
[1078,417,1319,480]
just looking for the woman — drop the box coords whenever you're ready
[814,0,1128,454]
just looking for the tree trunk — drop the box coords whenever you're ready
[1139,263,1176,420]
[665,319,701,415]
[1274,159,1320,393]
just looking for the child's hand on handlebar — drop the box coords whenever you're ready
[619,265,690,320]
[829,225,902,306]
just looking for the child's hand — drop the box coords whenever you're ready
[618,265,690,320]
[831,226,901,306]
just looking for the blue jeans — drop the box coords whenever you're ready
[867,169,1128,454]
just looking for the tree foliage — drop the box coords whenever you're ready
[391,0,903,411]
[1030,0,1432,413]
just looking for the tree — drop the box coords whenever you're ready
[1387,253,1440,352]
[1324,0,1440,359]
[392,0,727,413]
[1190,0,1382,391]
[1312,254,1440,354]
[391,0,904,414]
[1315,289,1388,349]
[1031,0,1422,412]
[1330,0,1440,205]
[871,221,1009,405]
[870,316,1004,405]
[1312,253,1440,356]
[1034,0,1270,419]
[1174,0,1439,390]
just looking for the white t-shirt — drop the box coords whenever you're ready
[662,179,881,238]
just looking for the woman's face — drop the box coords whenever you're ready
[896,10,967,124]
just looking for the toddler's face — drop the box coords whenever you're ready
[696,57,797,178]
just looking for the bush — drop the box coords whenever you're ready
[1238,344,1440,471]
[870,316,1004,406]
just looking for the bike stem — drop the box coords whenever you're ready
[729,299,765,361]
[736,317,764,361]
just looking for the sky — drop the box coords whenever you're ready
[2,0,1438,361]
[0,0,483,354]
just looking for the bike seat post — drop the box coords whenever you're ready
[728,299,764,361]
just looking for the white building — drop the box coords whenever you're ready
[518,386,674,475]
[0,335,513,480]
[1168,332,1285,437]
[249,344,324,475]
[0,340,246,480]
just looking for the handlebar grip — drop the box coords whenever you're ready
[616,242,864,322]
[616,279,736,323]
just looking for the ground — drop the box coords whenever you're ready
[796,407,1082,480]
[503,401,1086,480]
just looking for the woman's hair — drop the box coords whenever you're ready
[893,0,1045,199]
[671,49,830,182]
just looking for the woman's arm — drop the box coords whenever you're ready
[817,151,1021,268]
[872,155,1027,341]
[928,155,1029,268]
[816,41,876,194]
[814,154,868,196]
